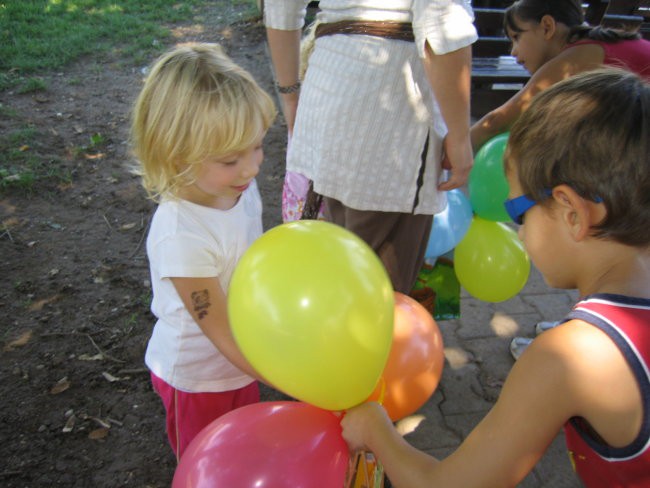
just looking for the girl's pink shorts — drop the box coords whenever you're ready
[150,372,259,460]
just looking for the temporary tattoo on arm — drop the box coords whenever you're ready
[191,289,210,320]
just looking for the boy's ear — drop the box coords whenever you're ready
[540,14,557,39]
[551,185,605,241]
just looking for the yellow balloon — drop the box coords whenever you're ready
[228,220,394,411]
[454,217,530,303]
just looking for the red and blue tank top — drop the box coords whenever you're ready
[563,294,650,487]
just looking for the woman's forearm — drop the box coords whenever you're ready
[266,27,302,131]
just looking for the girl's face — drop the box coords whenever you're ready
[506,15,555,74]
[505,164,577,289]
[183,133,265,210]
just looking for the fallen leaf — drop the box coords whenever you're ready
[50,377,71,395]
[62,415,76,433]
[120,222,136,230]
[102,372,121,383]
[78,353,104,361]
[88,427,109,440]
[4,330,33,351]
[19,145,30,152]
[84,152,105,160]
[79,413,111,429]
[2,216,19,227]
[29,294,60,311]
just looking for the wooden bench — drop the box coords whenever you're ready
[631,0,650,38]
[598,0,645,30]
[585,0,647,34]
[469,0,647,118]
[470,7,529,119]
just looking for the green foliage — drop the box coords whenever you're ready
[0,125,72,192]
[0,1,259,75]
[0,0,259,194]
[0,126,39,191]
[16,77,47,94]
[89,133,105,147]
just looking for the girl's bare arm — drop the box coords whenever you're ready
[171,276,264,381]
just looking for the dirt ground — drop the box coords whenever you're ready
[0,10,290,487]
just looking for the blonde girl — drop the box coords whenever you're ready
[131,43,276,460]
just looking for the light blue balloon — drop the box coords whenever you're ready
[425,189,473,259]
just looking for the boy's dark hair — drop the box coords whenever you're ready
[504,0,640,43]
[506,68,650,246]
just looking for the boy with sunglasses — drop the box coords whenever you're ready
[340,68,650,487]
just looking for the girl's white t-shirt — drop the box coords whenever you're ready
[144,180,262,392]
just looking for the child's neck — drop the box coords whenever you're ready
[553,24,572,53]
[177,185,239,210]
[578,248,650,299]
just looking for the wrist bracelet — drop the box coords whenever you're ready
[276,81,301,94]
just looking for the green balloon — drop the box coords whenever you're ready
[454,217,530,303]
[469,133,510,221]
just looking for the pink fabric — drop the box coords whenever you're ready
[282,133,325,221]
[569,39,650,81]
[150,372,259,460]
[282,171,311,221]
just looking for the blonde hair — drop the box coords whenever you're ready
[131,43,276,200]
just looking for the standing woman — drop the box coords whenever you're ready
[471,0,650,152]
[264,0,477,294]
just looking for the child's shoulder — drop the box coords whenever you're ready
[524,304,643,385]
[149,198,203,241]
[555,41,605,68]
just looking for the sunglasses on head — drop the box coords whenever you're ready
[503,189,552,225]
[504,189,602,225]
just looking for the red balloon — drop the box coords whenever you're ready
[173,401,349,488]
[368,292,445,421]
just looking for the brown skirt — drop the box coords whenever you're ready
[323,197,433,294]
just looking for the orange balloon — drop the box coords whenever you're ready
[367,292,445,421]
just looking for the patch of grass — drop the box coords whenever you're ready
[0,0,260,195]
[1,126,39,190]
[0,126,72,193]
[16,77,47,94]
[0,72,21,92]
[0,102,18,118]
[1,1,259,76]
[68,132,107,159]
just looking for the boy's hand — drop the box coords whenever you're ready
[340,402,391,452]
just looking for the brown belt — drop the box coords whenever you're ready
[314,20,415,42]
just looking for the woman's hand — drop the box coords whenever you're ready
[438,133,473,191]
